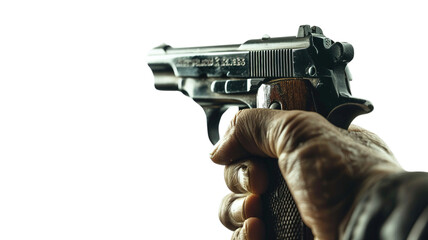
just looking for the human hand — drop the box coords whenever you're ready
[210,109,403,240]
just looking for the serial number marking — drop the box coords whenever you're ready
[176,56,246,68]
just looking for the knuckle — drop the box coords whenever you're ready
[230,109,249,129]
[275,111,333,154]
[229,109,257,142]
[230,108,271,132]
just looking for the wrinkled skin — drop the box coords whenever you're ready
[210,109,404,240]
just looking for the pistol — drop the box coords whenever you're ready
[147,25,373,240]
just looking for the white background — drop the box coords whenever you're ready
[1,1,428,239]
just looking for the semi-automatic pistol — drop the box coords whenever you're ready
[147,25,373,240]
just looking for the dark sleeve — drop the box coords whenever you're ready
[343,172,428,240]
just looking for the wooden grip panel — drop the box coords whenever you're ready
[257,78,317,111]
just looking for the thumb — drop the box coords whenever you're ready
[209,109,326,165]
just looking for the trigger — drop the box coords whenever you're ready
[203,106,228,145]
[327,97,374,129]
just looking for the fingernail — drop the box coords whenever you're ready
[238,166,250,192]
[230,196,246,222]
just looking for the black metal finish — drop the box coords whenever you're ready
[148,25,373,141]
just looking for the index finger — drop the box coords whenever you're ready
[209,109,333,165]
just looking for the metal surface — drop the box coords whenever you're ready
[148,25,374,239]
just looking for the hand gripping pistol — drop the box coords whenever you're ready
[147,25,373,240]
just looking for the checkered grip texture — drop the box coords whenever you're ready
[261,159,313,240]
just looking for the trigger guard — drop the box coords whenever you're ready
[203,106,229,145]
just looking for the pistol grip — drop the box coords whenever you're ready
[258,79,315,240]
[262,158,314,240]
[257,79,371,240]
